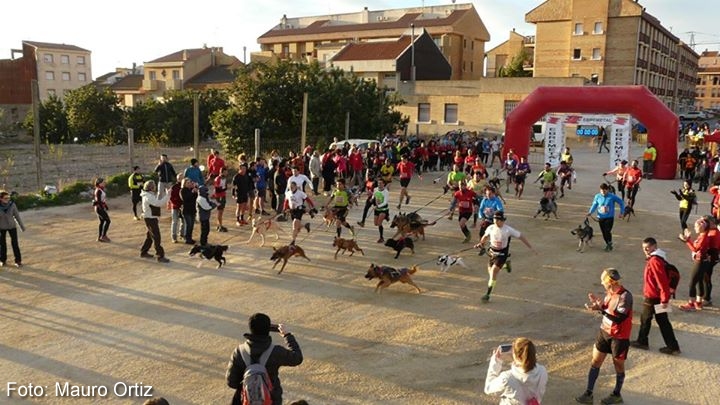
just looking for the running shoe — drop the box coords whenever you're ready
[600,393,624,404]
[575,391,593,404]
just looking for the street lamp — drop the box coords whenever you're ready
[410,23,416,82]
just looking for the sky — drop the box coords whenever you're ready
[2,0,719,80]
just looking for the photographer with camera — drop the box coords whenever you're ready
[484,337,547,404]
[226,313,303,405]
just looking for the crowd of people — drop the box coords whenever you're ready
[3,130,720,404]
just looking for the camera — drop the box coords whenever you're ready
[497,343,513,361]
[499,344,512,353]
[269,324,280,332]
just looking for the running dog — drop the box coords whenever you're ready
[384,236,415,259]
[390,213,436,240]
[333,237,364,260]
[533,197,558,220]
[365,264,422,293]
[622,205,636,222]
[322,208,338,229]
[570,218,594,253]
[270,244,311,274]
[245,217,284,247]
[436,254,468,272]
[188,244,228,269]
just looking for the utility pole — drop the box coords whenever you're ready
[193,93,199,161]
[301,92,308,150]
[410,23,416,82]
[31,80,42,189]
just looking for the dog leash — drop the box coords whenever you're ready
[410,191,448,214]
[412,246,477,267]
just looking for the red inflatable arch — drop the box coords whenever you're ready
[504,86,678,179]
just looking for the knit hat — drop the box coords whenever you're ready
[249,313,271,336]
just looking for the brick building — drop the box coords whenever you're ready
[254,3,489,80]
[524,0,697,112]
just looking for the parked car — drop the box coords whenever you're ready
[329,138,380,151]
[678,111,708,120]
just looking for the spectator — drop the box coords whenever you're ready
[128,166,144,220]
[484,337,547,404]
[196,186,216,246]
[154,154,177,199]
[140,181,171,263]
[213,167,229,232]
[632,237,681,355]
[226,313,303,405]
[184,158,205,187]
[169,173,185,243]
[180,178,198,244]
[0,190,25,267]
[576,269,633,405]
[642,141,657,179]
[93,177,111,243]
[309,151,321,196]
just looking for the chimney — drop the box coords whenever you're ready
[182,50,188,60]
[211,47,216,66]
[281,14,287,29]
[361,6,369,23]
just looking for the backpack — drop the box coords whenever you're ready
[239,343,275,405]
[658,257,680,299]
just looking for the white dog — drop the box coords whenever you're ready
[436,255,467,272]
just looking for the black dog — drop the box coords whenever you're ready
[622,205,636,222]
[189,244,228,268]
[533,197,558,220]
[570,218,594,253]
[384,237,415,259]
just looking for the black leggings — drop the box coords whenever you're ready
[96,207,110,238]
[688,261,709,299]
[705,265,714,301]
[598,217,614,244]
[627,185,639,208]
[679,208,692,230]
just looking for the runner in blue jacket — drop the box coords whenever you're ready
[587,183,625,252]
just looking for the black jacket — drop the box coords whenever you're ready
[155,161,177,183]
[180,187,197,215]
[226,333,303,405]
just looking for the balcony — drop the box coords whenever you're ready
[166,79,183,90]
[523,36,535,47]
[142,79,160,91]
[522,62,535,71]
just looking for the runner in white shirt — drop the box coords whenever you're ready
[283,181,315,244]
[372,178,391,243]
[475,211,535,303]
[286,166,313,193]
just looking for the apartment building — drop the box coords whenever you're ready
[525,0,698,112]
[485,30,532,78]
[255,3,489,80]
[696,50,720,110]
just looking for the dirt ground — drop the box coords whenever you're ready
[0,142,718,405]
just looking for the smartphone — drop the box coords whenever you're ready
[499,344,512,353]
[269,324,280,332]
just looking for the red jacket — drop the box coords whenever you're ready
[685,232,710,261]
[169,183,183,209]
[644,254,672,303]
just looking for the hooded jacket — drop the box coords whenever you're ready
[141,190,170,219]
[226,333,303,405]
[484,354,547,404]
[0,200,24,231]
[645,249,672,303]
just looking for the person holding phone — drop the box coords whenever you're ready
[226,313,303,405]
[484,337,547,404]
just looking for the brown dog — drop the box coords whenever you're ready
[364,263,422,293]
[270,244,311,274]
[390,213,436,240]
[333,237,364,260]
[322,209,337,229]
[245,217,284,247]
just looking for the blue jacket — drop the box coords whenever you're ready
[184,166,204,186]
[478,196,504,220]
[589,192,625,219]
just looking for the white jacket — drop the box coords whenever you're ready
[141,190,171,219]
[484,355,547,404]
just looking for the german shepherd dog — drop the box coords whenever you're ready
[333,237,364,259]
[270,244,311,274]
[533,197,558,220]
[384,237,415,259]
[570,218,594,253]
[365,264,422,293]
[245,217,284,247]
[390,213,436,240]
[189,244,229,269]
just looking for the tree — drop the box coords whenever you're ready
[498,48,533,78]
[22,94,69,143]
[213,60,407,156]
[64,85,124,144]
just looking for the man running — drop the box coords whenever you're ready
[283,181,315,244]
[372,179,390,243]
[396,154,420,210]
[325,179,355,238]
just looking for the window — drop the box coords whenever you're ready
[593,22,604,34]
[503,100,519,119]
[591,74,599,84]
[444,103,458,124]
[462,61,466,72]
[77,56,85,64]
[60,55,69,64]
[47,89,56,97]
[574,23,584,35]
[592,48,601,60]
[149,71,156,80]
[43,54,53,63]
[433,37,442,48]
[172,70,180,80]
[470,61,474,72]
[45,71,55,80]
[573,49,582,60]
[78,72,86,82]
[463,39,467,49]
[418,103,431,123]
[61,72,71,81]
[471,41,474,50]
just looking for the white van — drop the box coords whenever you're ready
[329,139,380,151]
